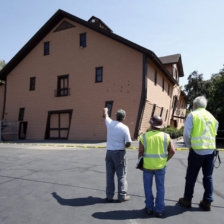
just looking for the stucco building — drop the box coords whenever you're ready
[0,9,186,141]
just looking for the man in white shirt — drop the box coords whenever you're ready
[103,107,132,202]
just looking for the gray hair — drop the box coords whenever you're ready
[193,96,207,108]
[116,109,126,121]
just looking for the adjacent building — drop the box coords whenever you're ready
[0,83,4,120]
[0,9,187,141]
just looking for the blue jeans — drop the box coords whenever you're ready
[184,150,215,202]
[143,167,166,213]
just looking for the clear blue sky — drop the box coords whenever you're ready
[1,0,224,86]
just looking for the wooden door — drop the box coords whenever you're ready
[45,110,72,139]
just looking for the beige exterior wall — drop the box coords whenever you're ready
[164,63,179,82]
[175,93,187,129]
[139,60,173,134]
[4,19,143,140]
[0,84,4,119]
[165,64,172,76]
[170,85,186,129]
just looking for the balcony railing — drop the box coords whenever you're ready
[55,88,70,97]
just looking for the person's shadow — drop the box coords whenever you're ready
[92,204,202,220]
[52,193,207,219]
[52,192,106,206]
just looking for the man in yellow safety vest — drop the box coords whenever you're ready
[178,96,219,211]
[138,116,175,217]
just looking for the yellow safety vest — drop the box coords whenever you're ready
[190,108,217,150]
[140,131,170,170]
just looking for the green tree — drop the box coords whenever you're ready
[184,71,210,110]
[207,67,224,129]
[185,67,224,129]
[0,60,6,70]
[0,60,6,84]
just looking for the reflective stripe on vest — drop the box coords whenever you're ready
[143,132,168,158]
[191,113,215,142]
[190,108,217,149]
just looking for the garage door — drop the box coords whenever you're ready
[45,110,73,139]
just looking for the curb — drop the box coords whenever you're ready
[1,142,224,151]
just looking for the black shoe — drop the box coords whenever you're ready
[105,198,113,203]
[117,195,130,202]
[178,197,192,208]
[144,207,153,216]
[155,211,164,218]
[199,200,211,211]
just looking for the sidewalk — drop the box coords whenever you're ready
[0,137,223,150]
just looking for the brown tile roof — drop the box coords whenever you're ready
[159,54,181,64]
[159,54,184,77]
[0,9,178,84]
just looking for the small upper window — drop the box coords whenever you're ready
[165,109,168,121]
[172,96,178,108]
[56,74,70,97]
[160,107,164,117]
[105,101,113,117]
[44,41,50,55]
[162,78,165,91]
[154,71,157,85]
[168,84,170,96]
[175,68,178,80]
[151,104,156,117]
[95,67,103,83]
[29,77,36,91]
[80,33,86,48]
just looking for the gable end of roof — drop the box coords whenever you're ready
[0,9,178,84]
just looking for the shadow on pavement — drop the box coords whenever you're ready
[52,192,106,206]
[92,205,203,220]
[52,192,214,219]
[92,209,150,220]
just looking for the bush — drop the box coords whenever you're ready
[146,126,184,139]
[160,126,184,139]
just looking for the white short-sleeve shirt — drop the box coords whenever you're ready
[105,117,132,150]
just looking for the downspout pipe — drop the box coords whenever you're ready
[1,77,7,120]
[134,54,147,139]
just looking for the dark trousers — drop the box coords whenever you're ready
[184,149,215,202]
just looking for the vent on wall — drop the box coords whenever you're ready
[54,20,75,32]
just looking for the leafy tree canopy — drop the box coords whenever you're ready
[207,67,224,129]
[184,66,224,129]
[0,60,6,71]
[184,71,211,110]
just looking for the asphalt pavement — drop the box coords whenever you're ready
[0,141,223,224]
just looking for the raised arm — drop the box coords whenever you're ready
[103,107,109,118]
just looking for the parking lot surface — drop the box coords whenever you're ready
[0,142,223,224]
